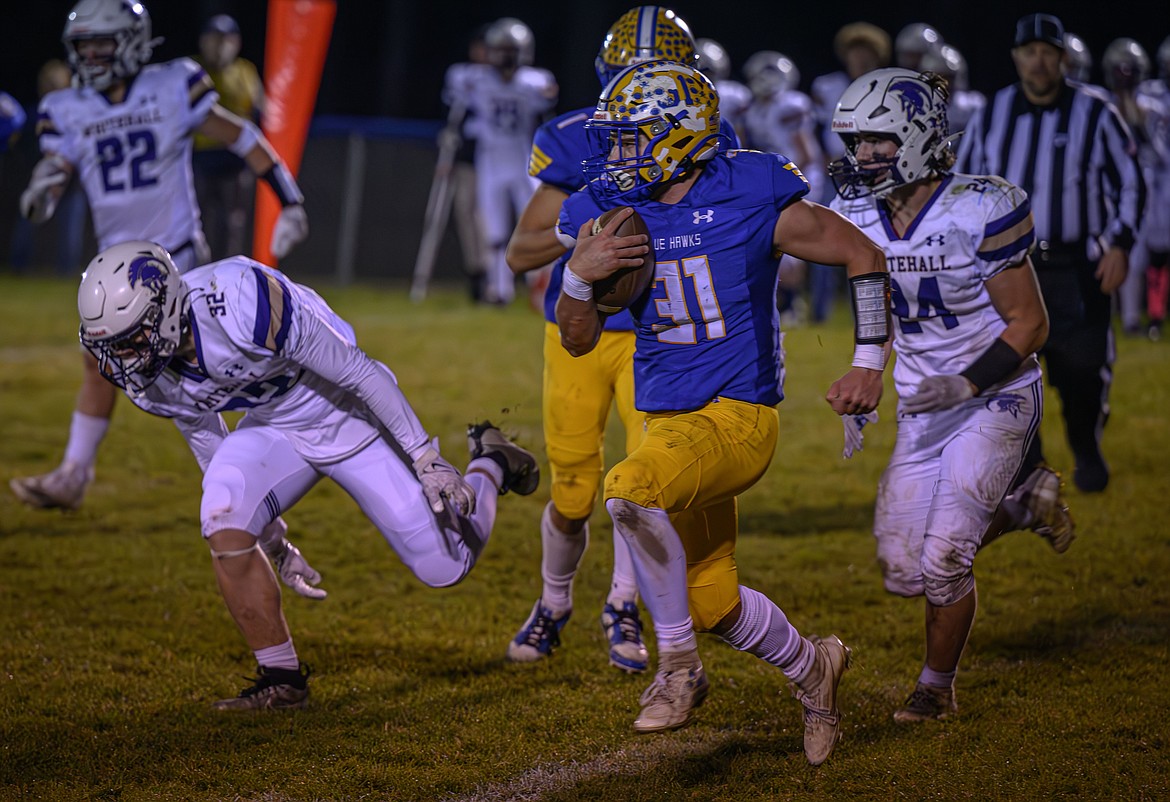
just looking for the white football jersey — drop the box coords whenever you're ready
[832,174,1042,399]
[131,258,390,464]
[445,64,557,169]
[744,89,826,189]
[36,58,217,254]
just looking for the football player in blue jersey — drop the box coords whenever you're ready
[503,6,740,675]
[12,0,309,520]
[828,68,1067,723]
[556,60,888,765]
[74,240,540,709]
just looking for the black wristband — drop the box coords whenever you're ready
[960,338,1022,393]
[260,163,304,208]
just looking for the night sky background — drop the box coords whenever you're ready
[1,1,1165,122]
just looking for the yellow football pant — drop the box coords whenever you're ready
[604,397,779,630]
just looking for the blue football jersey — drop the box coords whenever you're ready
[531,106,741,330]
[558,150,810,411]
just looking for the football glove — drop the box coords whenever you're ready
[258,519,327,600]
[413,439,476,516]
[20,155,70,223]
[903,375,975,414]
[270,203,309,260]
[842,410,878,459]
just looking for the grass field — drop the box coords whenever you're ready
[1,275,1168,802]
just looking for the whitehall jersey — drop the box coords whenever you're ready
[558,150,810,412]
[831,173,1041,399]
[445,63,557,171]
[131,258,387,464]
[530,107,742,330]
[36,58,217,255]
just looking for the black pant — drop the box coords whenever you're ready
[1023,257,1113,474]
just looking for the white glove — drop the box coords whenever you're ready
[903,375,975,414]
[20,155,70,223]
[412,439,476,516]
[270,203,309,259]
[842,410,879,459]
[258,518,327,600]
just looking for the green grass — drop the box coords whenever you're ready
[1,276,1168,801]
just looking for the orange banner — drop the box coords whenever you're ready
[253,0,336,266]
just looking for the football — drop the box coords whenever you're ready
[590,207,655,314]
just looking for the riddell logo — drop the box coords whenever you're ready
[832,120,856,130]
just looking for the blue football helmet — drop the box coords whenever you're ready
[583,59,722,204]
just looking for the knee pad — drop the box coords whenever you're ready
[876,538,924,597]
[604,455,659,509]
[921,536,975,606]
[201,464,265,538]
[396,522,473,589]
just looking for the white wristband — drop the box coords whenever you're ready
[561,266,594,302]
[852,343,886,371]
[228,119,261,158]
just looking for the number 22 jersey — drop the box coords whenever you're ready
[36,58,217,255]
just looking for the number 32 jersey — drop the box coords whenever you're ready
[831,173,1041,399]
[559,150,809,412]
[36,58,217,254]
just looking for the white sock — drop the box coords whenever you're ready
[606,498,694,652]
[607,527,639,606]
[467,456,504,490]
[919,665,957,688]
[540,502,587,616]
[254,638,299,671]
[721,585,813,681]
[62,411,110,468]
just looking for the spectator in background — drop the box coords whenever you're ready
[957,13,1145,493]
[812,22,892,161]
[193,14,264,260]
[1135,37,1170,339]
[8,60,88,276]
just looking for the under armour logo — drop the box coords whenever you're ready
[924,234,946,246]
[693,209,714,224]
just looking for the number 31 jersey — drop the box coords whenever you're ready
[36,58,217,254]
[831,173,1041,399]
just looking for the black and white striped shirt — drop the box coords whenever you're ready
[956,82,1145,256]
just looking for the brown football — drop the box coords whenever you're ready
[590,207,655,314]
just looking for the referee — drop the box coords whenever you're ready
[957,13,1145,493]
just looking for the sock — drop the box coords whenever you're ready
[919,665,957,689]
[606,498,694,652]
[540,502,587,616]
[607,527,639,607]
[62,411,110,468]
[254,639,299,671]
[720,585,813,681]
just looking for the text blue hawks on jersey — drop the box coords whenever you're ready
[557,149,809,412]
[530,106,741,330]
[36,58,217,254]
[830,173,1041,400]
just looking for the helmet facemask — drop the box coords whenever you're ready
[63,0,158,91]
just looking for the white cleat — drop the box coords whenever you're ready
[10,462,93,510]
[633,649,709,733]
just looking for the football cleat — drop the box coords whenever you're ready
[789,635,852,766]
[467,421,540,496]
[1001,464,1076,553]
[506,599,570,662]
[10,461,94,510]
[893,681,958,723]
[601,601,649,673]
[211,663,311,711]
[633,650,710,733]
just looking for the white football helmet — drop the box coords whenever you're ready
[63,0,159,91]
[894,22,943,70]
[696,38,731,82]
[1062,32,1092,83]
[829,68,952,199]
[78,241,187,395]
[743,50,800,99]
[919,43,969,92]
[1102,38,1151,92]
[485,17,535,68]
[584,59,722,203]
[1158,36,1170,80]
